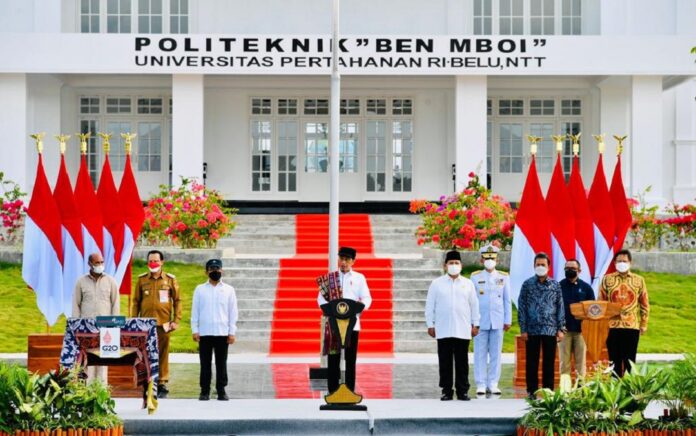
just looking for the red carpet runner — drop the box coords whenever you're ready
[270,214,394,355]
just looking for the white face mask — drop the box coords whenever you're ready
[92,265,105,275]
[484,259,497,271]
[615,261,630,273]
[534,266,548,277]
[149,266,162,273]
[447,264,462,276]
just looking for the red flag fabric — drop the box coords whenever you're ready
[118,154,144,295]
[546,154,576,281]
[53,155,85,316]
[588,154,615,290]
[509,157,553,305]
[568,156,596,284]
[96,156,126,286]
[22,154,64,325]
[609,155,632,253]
[74,154,104,260]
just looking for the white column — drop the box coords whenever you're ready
[172,74,204,185]
[0,74,28,191]
[597,76,631,179]
[673,80,696,203]
[454,75,487,192]
[630,76,664,205]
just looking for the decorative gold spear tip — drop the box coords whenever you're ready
[121,133,137,155]
[30,133,46,154]
[527,135,542,156]
[76,132,91,154]
[592,134,605,154]
[97,132,113,154]
[55,134,71,155]
[551,135,565,153]
[613,135,628,155]
[567,132,581,156]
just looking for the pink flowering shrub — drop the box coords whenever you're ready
[659,203,696,251]
[0,172,26,244]
[409,172,515,250]
[142,177,237,248]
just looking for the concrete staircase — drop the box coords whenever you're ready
[219,214,440,353]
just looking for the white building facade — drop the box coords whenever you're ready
[0,0,695,210]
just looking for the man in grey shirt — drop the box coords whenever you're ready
[72,252,120,384]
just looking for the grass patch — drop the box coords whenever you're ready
[0,262,694,354]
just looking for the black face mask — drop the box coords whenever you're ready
[208,270,222,281]
[564,269,578,280]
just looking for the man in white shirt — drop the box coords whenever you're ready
[425,250,480,401]
[191,258,238,401]
[317,246,372,393]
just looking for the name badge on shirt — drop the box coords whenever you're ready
[159,290,169,303]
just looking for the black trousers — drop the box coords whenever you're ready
[526,335,557,394]
[606,328,640,377]
[437,337,470,396]
[328,331,359,393]
[199,336,229,394]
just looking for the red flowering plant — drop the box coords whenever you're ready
[409,172,516,250]
[626,187,665,251]
[142,177,237,249]
[660,202,696,251]
[0,172,26,245]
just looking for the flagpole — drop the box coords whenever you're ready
[329,0,340,272]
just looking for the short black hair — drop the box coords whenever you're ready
[614,249,632,262]
[565,258,580,269]
[147,250,164,261]
[534,252,550,265]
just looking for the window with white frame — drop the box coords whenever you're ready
[366,99,387,115]
[392,99,413,115]
[105,121,131,171]
[366,121,386,192]
[529,123,554,173]
[106,97,131,114]
[561,121,581,176]
[392,121,413,192]
[341,99,360,115]
[251,121,272,191]
[80,0,100,33]
[251,98,272,115]
[340,122,359,173]
[137,122,162,171]
[277,121,298,192]
[561,99,582,115]
[499,123,524,173]
[473,0,582,35]
[304,122,329,173]
[530,99,555,116]
[278,98,298,115]
[79,119,100,186]
[137,97,163,114]
[80,0,188,33]
[304,99,329,116]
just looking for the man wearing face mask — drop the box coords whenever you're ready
[517,252,565,400]
[317,246,372,394]
[599,249,649,377]
[425,250,480,401]
[72,252,120,384]
[471,244,511,396]
[191,259,238,401]
[131,250,181,398]
[559,259,594,379]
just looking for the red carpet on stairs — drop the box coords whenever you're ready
[269,214,394,356]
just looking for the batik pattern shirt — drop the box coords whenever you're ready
[518,276,565,336]
[599,272,649,330]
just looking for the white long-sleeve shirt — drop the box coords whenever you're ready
[191,280,238,336]
[317,269,372,331]
[425,274,480,340]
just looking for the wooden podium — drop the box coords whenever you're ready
[513,301,622,390]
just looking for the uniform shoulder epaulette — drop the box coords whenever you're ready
[138,272,148,277]
[498,271,509,276]
[470,270,483,276]
[166,272,176,279]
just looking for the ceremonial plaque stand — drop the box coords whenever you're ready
[319,298,367,411]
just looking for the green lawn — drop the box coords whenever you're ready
[0,262,694,353]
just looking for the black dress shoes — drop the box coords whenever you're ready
[440,393,454,401]
[457,393,471,401]
[199,392,210,401]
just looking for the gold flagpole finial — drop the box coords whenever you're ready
[551,135,565,154]
[76,132,91,154]
[97,132,113,154]
[592,134,605,154]
[567,132,581,156]
[613,135,628,155]
[121,133,137,155]
[55,134,71,155]
[527,135,542,156]
[30,133,46,154]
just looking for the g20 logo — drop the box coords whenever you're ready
[102,345,119,352]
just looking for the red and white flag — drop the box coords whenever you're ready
[22,152,64,326]
[52,154,84,317]
[609,154,632,256]
[510,156,552,306]
[118,152,144,295]
[568,155,595,286]
[588,154,615,291]
[96,155,127,287]
[74,153,103,272]
[546,154,576,282]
